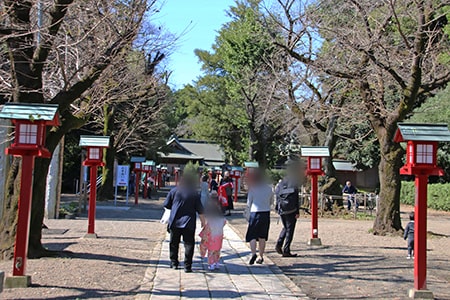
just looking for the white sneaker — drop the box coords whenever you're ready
[208,264,215,271]
[213,263,221,269]
[407,255,411,259]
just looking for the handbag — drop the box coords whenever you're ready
[243,206,250,222]
[160,208,171,224]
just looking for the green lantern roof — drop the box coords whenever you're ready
[143,160,156,166]
[244,161,259,168]
[79,135,110,147]
[0,103,59,124]
[130,156,146,163]
[395,123,450,142]
[301,146,330,157]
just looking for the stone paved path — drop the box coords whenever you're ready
[136,223,309,300]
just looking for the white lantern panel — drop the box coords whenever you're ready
[89,148,100,160]
[18,123,38,144]
[310,158,321,170]
[416,144,433,164]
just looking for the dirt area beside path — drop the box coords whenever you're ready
[228,202,450,300]
[0,196,167,300]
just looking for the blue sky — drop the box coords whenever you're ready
[159,0,234,89]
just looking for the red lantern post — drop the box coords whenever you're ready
[157,167,163,189]
[134,162,142,204]
[143,165,149,199]
[174,167,181,185]
[394,123,450,299]
[301,146,330,246]
[230,170,242,202]
[131,156,145,205]
[79,136,110,238]
[0,103,59,288]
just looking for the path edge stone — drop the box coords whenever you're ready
[134,238,163,300]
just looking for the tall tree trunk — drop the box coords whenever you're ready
[322,115,342,196]
[0,158,20,260]
[98,143,116,200]
[373,135,403,235]
[98,104,115,200]
[28,157,53,258]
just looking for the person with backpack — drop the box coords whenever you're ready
[275,162,301,257]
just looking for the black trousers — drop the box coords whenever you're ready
[276,213,297,254]
[169,227,195,268]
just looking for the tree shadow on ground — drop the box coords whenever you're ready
[28,284,140,300]
[65,251,156,265]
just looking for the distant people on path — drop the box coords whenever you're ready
[220,171,234,216]
[199,191,226,271]
[342,180,358,210]
[275,162,301,257]
[404,212,415,259]
[221,159,232,177]
[164,175,205,273]
[210,173,219,192]
[129,171,136,195]
[245,170,273,265]
[200,175,210,207]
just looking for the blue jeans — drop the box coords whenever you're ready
[347,195,358,210]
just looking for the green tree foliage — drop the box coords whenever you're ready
[401,181,450,211]
[172,0,287,167]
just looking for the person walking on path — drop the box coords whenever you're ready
[245,170,273,265]
[220,171,234,215]
[200,175,210,207]
[164,175,205,273]
[129,171,136,196]
[404,211,415,259]
[199,192,226,271]
[342,180,358,210]
[275,163,300,257]
[210,173,219,192]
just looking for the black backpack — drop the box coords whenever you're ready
[276,179,299,214]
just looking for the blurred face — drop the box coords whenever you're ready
[224,171,230,178]
[287,162,304,183]
[346,181,351,187]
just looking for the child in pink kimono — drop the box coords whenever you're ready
[199,192,226,271]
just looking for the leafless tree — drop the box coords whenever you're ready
[269,0,450,233]
[0,0,161,259]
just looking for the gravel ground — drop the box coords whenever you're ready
[0,195,167,300]
[228,202,450,300]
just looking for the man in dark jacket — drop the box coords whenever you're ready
[164,175,205,272]
[275,163,301,257]
[342,180,358,210]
